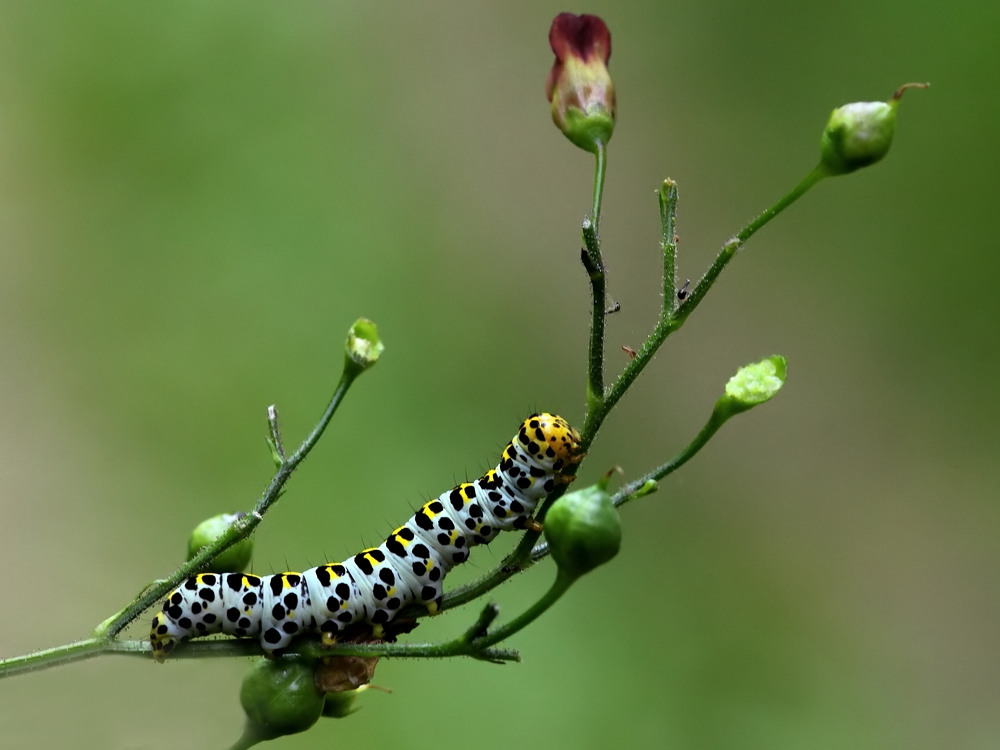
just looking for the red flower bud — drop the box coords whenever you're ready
[546,13,616,153]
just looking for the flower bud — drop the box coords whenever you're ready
[187,513,253,573]
[546,13,615,153]
[240,657,324,740]
[344,318,383,375]
[544,475,621,580]
[819,83,928,175]
[713,355,787,422]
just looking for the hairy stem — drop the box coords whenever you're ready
[582,167,823,448]
[591,142,607,233]
[583,224,607,416]
[104,369,357,639]
[583,144,609,417]
[660,179,679,316]
[0,638,148,680]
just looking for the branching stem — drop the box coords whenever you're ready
[0,365,361,678]
[0,155,826,683]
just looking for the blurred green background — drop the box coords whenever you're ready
[1,1,996,748]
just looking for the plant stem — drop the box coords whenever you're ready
[591,142,607,233]
[582,167,824,448]
[318,571,573,660]
[0,365,362,678]
[267,404,285,464]
[583,223,607,416]
[228,726,265,750]
[674,165,826,327]
[467,569,573,649]
[0,639,106,679]
[104,369,357,639]
[738,165,826,243]
[660,179,679,314]
[0,638,149,679]
[611,409,727,509]
[583,144,609,417]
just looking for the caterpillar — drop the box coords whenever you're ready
[151,413,583,661]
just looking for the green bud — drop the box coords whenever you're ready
[187,513,253,573]
[820,83,928,175]
[240,657,324,740]
[713,355,787,421]
[545,474,621,580]
[344,318,383,374]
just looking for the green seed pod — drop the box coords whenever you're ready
[545,476,621,580]
[240,657,324,740]
[819,82,928,176]
[187,513,253,574]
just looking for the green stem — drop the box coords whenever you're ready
[298,640,520,662]
[0,638,149,679]
[325,571,573,661]
[675,165,826,327]
[582,167,824,449]
[583,143,609,417]
[611,409,727,509]
[228,726,265,750]
[2,629,518,676]
[660,179,679,315]
[468,569,573,649]
[0,365,362,679]
[582,222,607,416]
[266,405,286,464]
[107,370,356,639]
[738,165,826,242]
[591,142,607,233]
[256,369,356,516]
[0,639,107,679]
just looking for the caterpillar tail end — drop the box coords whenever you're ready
[150,612,179,663]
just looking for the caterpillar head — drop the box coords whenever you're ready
[519,413,585,480]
